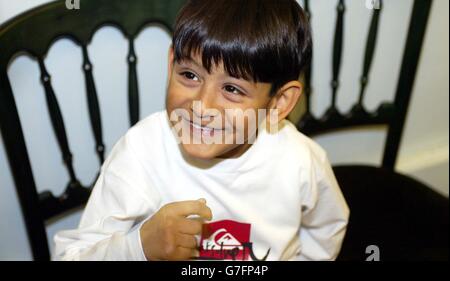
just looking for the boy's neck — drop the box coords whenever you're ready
[218,142,253,159]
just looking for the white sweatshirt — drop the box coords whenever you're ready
[53,110,349,261]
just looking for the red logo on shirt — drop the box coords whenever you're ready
[199,220,270,261]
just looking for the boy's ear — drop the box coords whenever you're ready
[267,81,303,122]
[167,45,175,81]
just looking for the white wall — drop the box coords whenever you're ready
[0,0,448,260]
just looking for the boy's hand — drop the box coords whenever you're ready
[140,198,212,261]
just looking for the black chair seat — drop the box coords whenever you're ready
[334,165,449,261]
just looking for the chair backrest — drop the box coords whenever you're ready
[0,0,434,261]
[294,0,433,170]
[0,0,185,261]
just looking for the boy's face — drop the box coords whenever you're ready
[165,48,275,160]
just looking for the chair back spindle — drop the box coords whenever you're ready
[127,39,140,126]
[81,45,105,165]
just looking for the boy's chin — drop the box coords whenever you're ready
[180,142,246,161]
[180,143,224,160]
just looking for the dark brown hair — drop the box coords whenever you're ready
[172,0,312,97]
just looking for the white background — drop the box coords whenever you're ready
[0,0,448,260]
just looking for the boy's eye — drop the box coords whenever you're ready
[180,71,199,81]
[224,85,244,96]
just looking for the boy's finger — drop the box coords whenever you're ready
[175,233,198,249]
[176,218,203,235]
[173,246,198,261]
[170,200,213,220]
[191,248,200,259]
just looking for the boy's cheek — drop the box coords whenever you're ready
[166,91,185,112]
[167,85,195,108]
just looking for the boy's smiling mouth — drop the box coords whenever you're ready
[190,121,221,137]
[190,120,222,131]
[180,116,227,138]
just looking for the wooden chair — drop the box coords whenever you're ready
[295,0,448,261]
[0,0,185,261]
[0,0,447,261]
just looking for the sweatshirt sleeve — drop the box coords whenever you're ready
[297,146,350,261]
[53,130,161,261]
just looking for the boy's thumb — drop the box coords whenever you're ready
[198,198,207,204]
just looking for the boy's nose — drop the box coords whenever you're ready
[190,84,220,117]
[190,100,219,121]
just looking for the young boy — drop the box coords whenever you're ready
[54,0,349,261]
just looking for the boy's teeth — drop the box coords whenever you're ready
[192,122,213,131]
